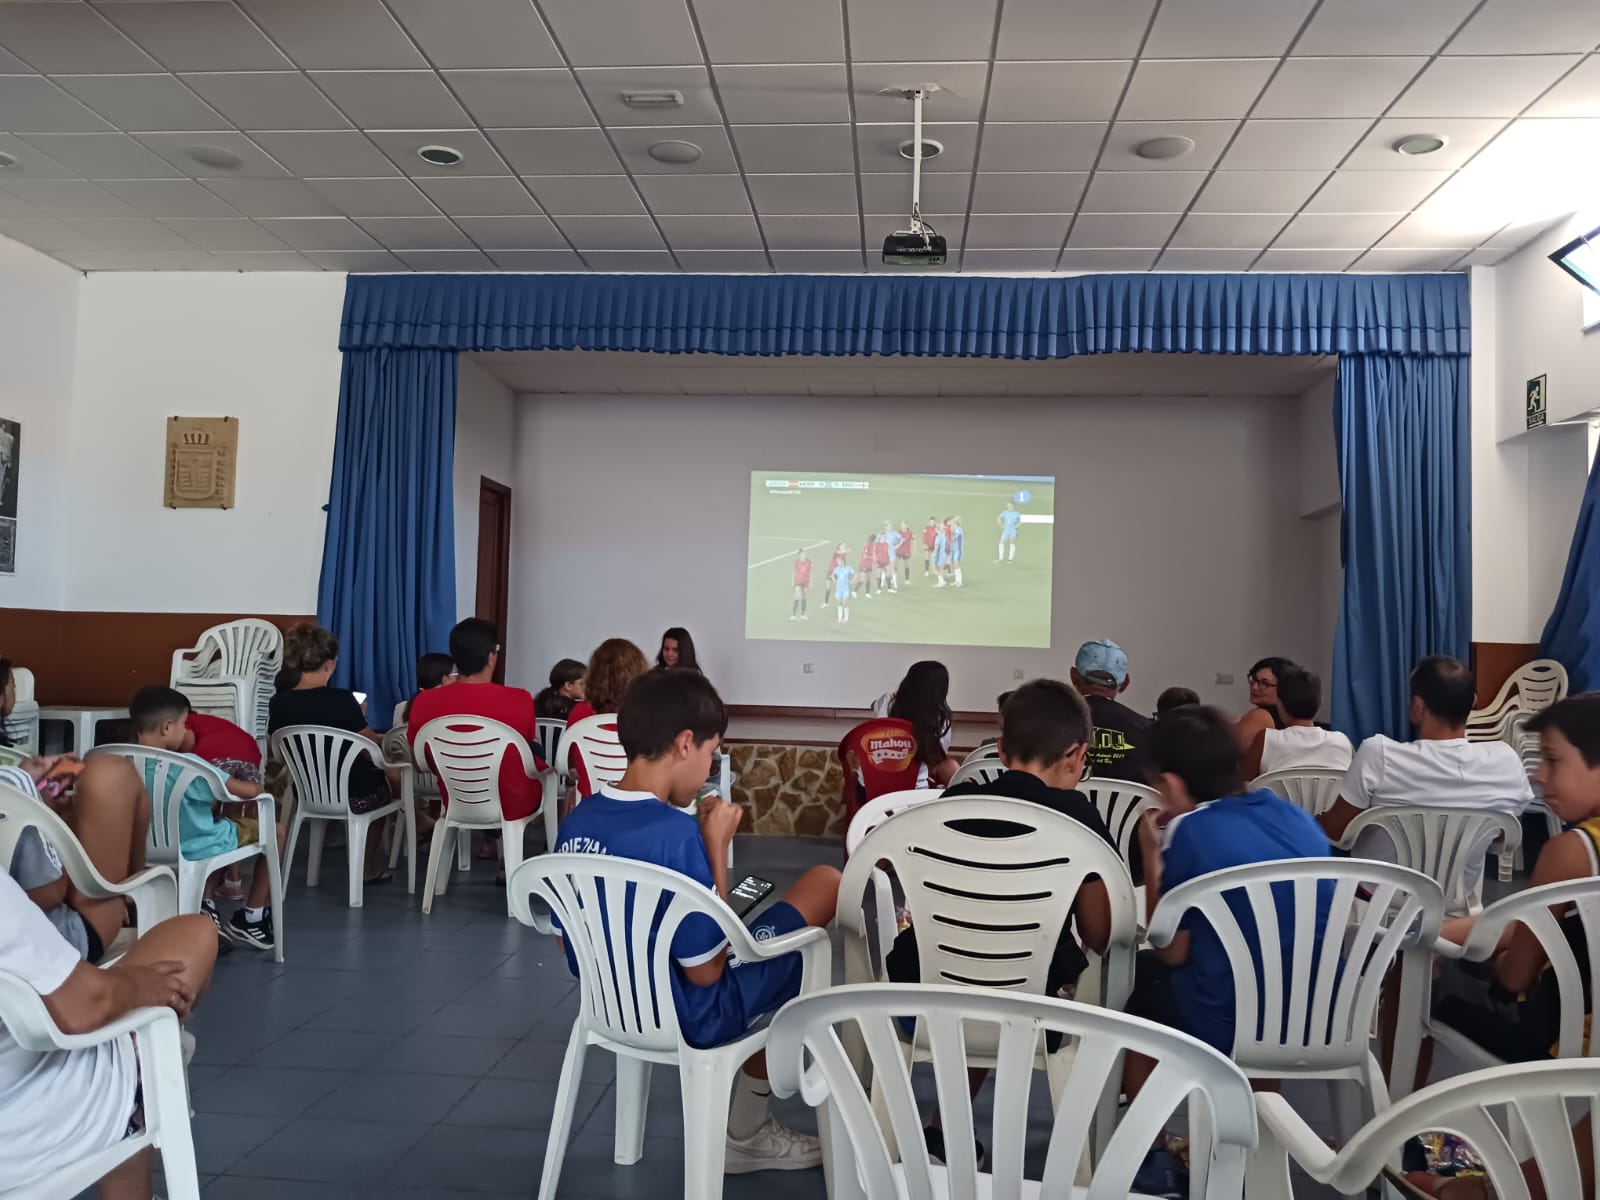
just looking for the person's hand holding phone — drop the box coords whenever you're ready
[697,795,743,849]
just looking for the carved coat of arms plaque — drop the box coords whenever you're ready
[164,416,237,509]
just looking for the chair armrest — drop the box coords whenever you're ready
[1255,1093,1339,1180]
[252,793,278,832]
[121,867,179,933]
[1430,935,1467,960]
[740,924,832,997]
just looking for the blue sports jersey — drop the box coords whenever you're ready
[934,531,948,555]
[951,528,964,558]
[1001,510,1022,534]
[887,531,903,555]
[832,563,854,589]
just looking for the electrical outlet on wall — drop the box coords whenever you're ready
[803,662,814,674]
[1215,672,1234,686]
[1013,668,1024,680]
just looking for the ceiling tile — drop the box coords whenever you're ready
[249,131,399,178]
[657,214,763,249]
[524,174,646,215]
[1066,212,1180,247]
[1190,170,1328,213]
[767,249,863,272]
[160,218,287,251]
[307,177,439,217]
[100,179,242,218]
[302,250,406,271]
[179,72,351,131]
[96,3,291,72]
[357,216,473,250]
[18,133,181,179]
[1343,117,1509,169]
[0,180,143,219]
[612,125,737,174]
[1079,170,1205,212]
[1527,57,1600,118]
[852,63,990,124]
[582,249,678,271]
[235,0,425,70]
[415,176,541,215]
[746,173,857,214]
[1120,60,1276,122]
[446,70,595,129]
[309,72,470,129]
[1479,215,1565,250]
[1295,0,1477,55]
[859,120,978,174]
[537,0,702,66]
[962,249,1061,272]
[760,214,861,250]
[1156,248,1261,271]
[1254,247,1362,271]
[1145,0,1315,57]
[577,66,723,126]
[734,124,855,175]
[553,214,664,250]
[984,61,1130,123]
[1303,169,1451,214]
[1391,55,1580,118]
[1452,246,1514,267]
[0,218,109,253]
[0,4,157,73]
[370,130,512,176]
[633,173,750,214]
[203,251,313,271]
[66,217,196,251]
[995,0,1156,60]
[980,122,1107,173]
[712,65,850,125]
[136,131,290,178]
[455,215,567,248]
[1222,119,1369,169]
[965,213,1071,248]
[1056,248,1159,271]
[52,74,230,132]
[486,249,586,270]
[859,171,971,213]
[1377,209,1503,248]
[487,128,622,175]
[1100,121,1235,171]
[847,0,998,61]
[1274,212,1401,248]
[1352,247,1467,271]
[0,77,112,134]
[200,178,343,217]
[385,0,563,69]
[970,172,1088,213]
[65,248,229,270]
[1168,212,1290,248]
[396,249,497,270]
[674,250,770,272]
[1255,57,1426,119]
[0,134,79,179]
[1448,0,1600,54]
[691,0,845,63]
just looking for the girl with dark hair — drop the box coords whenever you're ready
[1237,655,1295,747]
[874,660,958,787]
[534,657,586,720]
[656,628,699,673]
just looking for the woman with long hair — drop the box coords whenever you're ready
[565,638,650,795]
[655,627,699,673]
[534,657,586,720]
[875,660,959,787]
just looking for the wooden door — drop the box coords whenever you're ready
[475,477,512,684]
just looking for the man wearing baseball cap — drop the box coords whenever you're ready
[1071,639,1151,784]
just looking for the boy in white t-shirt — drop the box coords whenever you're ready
[1320,656,1532,893]
[0,872,215,1198]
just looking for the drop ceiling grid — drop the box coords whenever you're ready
[0,0,1587,272]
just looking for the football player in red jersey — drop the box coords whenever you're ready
[922,515,939,578]
[856,533,877,598]
[873,524,894,593]
[897,521,915,585]
[790,548,812,621]
[822,541,846,608]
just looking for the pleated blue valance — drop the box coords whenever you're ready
[340,271,1470,358]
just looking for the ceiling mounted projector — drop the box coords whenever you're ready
[883,86,945,268]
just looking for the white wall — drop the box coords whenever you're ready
[509,391,1332,714]
[453,356,516,620]
[0,237,81,610]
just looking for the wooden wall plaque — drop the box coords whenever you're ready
[164,416,237,509]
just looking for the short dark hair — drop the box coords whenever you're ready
[1000,679,1091,765]
[1275,666,1322,721]
[618,668,728,761]
[1410,655,1476,724]
[417,653,455,692]
[130,685,190,733]
[1147,704,1243,804]
[449,618,499,677]
[1155,686,1200,717]
[995,690,1014,712]
[1527,693,1600,767]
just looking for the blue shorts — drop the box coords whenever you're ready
[951,546,963,562]
[1001,528,1018,541]
[834,582,850,600]
[933,550,947,566]
[680,900,807,1048]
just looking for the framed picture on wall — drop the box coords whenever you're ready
[0,418,20,575]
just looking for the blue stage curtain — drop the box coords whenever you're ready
[1540,446,1600,690]
[1331,353,1471,741]
[316,348,456,728]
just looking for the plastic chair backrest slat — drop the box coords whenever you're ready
[557,714,627,792]
[269,725,380,816]
[1081,778,1161,870]
[90,744,229,863]
[945,758,1005,788]
[1251,768,1346,817]
[415,715,533,828]
[1343,805,1522,915]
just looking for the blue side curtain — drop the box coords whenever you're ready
[1332,353,1471,741]
[1540,446,1600,690]
[316,348,456,728]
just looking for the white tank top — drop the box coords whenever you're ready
[1260,725,1353,774]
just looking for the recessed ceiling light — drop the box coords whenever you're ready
[0,152,17,170]
[648,139,702,164]
[1135,136,1195,160]
[1393,133,1447,156]
[898,138,944,161]
[187,145,244,170]
[417,144,464,167]
[622,90,684,109]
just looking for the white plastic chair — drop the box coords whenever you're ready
[532,717,565,773]
[0,780,178,946]
[87,744,285,962]
[272,725,414,908]
[532,716,567,851]
[1081,777,1161,873]
[1340,804,1523,916]
[382,724,439,874]
[1251,767,1346,818]
[1466,658,1570,745]
[766,983,1259,1200]
[1246,1059,1600,1200]
[508,853,832,1200]
[4,666,40,752]
[945,757,1005,788]
[169,619,283,745]
[843,787,945,968]
[555,713,627,793]
[959,741,1001,765]
[0,967,199,1200]
[415,715,541,917]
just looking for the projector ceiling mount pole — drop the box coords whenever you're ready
[909,86,926,233]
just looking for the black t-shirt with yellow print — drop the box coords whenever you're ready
[1084,694,1151,782]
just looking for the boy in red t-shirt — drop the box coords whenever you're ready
[790,548,812,621]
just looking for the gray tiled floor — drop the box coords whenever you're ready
[176,835,1356,1199]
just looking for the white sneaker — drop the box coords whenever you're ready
[725,1116,823,1174]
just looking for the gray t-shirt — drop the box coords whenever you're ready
[8,828,88,958]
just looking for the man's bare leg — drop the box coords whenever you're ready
[65,756,149,882]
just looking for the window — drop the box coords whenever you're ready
[1549,225,1600,331]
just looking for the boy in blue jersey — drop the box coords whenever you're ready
[932,521,949,588]
[831,552,855,624]
[997,501,1022,562]
[948,516,964,588]
[554,669,841,1173]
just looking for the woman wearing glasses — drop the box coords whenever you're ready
[1237,656,1295,750]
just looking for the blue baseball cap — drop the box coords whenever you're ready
[1074,639,1129,687]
